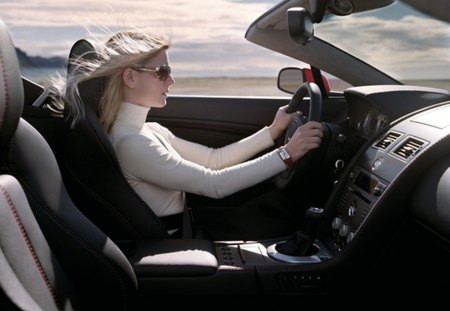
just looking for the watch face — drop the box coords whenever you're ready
[279,148,290,160]
[278,148,293,166]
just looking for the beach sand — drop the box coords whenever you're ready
[170,77,287,96]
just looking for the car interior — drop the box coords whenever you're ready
[1,0,449,308]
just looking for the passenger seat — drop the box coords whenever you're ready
[0,175,75,311]
[0,18,137,310]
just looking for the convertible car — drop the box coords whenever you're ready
[0,0,449,308]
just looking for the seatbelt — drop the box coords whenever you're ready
[159,213,183,231]
[182,206,194,238]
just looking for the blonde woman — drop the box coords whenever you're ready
[60,31,324,239]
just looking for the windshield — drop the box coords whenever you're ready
[315,1,450,90]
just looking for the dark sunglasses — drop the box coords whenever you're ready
[133,64,171,81]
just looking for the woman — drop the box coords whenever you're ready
[61,31,324,239]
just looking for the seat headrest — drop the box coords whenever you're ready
[79,78,105,114]
[0,19,24,148]
[67,39,101,75]
[67,39,105,114]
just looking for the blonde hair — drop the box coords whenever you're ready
[53,31,170,133]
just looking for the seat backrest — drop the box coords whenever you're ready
[60,39,169,240]
[0,19,137,310]
[0,175,75,311]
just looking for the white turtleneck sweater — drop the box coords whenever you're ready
[109,101,287,217]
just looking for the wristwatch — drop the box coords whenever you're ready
[277,147,294,167]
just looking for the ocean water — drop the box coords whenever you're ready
[21,67,449,96]
[21,67,66,86]
[20,66,288,96]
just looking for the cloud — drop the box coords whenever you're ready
[1,0,269,39]
[170,41,300,77]
[316,7,450,79]
[2,0,448,80]
[2,0,293,76]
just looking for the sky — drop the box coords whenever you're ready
[1,0,449,80]
[316,1,450,80]
[1,0,297,77]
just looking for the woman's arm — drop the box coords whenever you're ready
[155,123,275,169]
[115,133,286,199]
[153,105,298,169]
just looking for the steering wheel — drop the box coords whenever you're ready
[275,82,322,189]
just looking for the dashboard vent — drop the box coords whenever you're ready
[374,131,402,150]
[392,137,426,160]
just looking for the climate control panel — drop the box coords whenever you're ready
[329,167,389,251]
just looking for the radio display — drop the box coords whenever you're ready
[354,171,379,194]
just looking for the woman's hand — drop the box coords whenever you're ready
[268,105,301,140]
[284,121,324,161]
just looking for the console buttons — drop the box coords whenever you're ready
[339,224,350,237]
[223,260,235,265]
[371,157,384,171]
[349,170,358,181]
[332,217,342,230]
[373,182,386,196]
[348,202,357,217]
[218,246,236,266]
[277,273,325,294]
[347,231,355,243]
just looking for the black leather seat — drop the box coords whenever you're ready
[0,19,137,310]
[59,39,176,240]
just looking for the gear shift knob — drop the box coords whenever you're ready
[302,207,324,237]
[277,207,324,256]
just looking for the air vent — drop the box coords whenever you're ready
[374,131,402,150]
[392,137,426,160]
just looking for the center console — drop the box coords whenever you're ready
[133,102,450,296]
[329,167,389,251]
[130,154,402,295]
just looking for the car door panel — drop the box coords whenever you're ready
[147,95,288,147]
[148,94,347,147]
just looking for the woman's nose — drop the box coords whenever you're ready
[167,74,175,85]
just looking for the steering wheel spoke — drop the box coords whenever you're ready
[276,82,322,190]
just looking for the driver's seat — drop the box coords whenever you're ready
[58,39,187,240]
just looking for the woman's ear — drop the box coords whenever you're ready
[122,68,136,89]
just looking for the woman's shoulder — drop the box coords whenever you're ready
[144,122,173,137]
[145,121,166,131]
[113,131,160,158]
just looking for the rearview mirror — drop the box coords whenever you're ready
[287,7,314,45]
[277,67,330,94]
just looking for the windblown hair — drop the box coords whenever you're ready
[51,31,170,133]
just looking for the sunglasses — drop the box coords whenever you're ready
[133,64,172,81]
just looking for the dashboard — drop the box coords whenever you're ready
[326,87,450,253]
[350,102,389,140]
[345,85,449,142]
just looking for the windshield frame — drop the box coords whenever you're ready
[245,0,401,88]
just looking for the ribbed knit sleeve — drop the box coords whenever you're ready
[114,133,287,199]
[151,123,275,169]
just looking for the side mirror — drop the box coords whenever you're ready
[277,67,331,95]
[287,7,314,45]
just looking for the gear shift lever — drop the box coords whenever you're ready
[277,207,324,256]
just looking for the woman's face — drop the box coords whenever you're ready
[124,49,175,108]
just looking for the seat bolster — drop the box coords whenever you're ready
[0,174,74,311]
[0,248,44,311]
[0,19,24,149]
[7,119,138,310]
